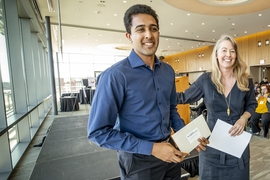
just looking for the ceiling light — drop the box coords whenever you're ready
[199,0,252,6]
[202,23,205,25]
[258,14,262,16]
[47,0,54,12]
[244,31,247,33]
[232,23,235,25]
[258,41,261,47]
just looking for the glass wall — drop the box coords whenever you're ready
[0,0,52,179]
[54,53,127,97]
[0,0,13,116]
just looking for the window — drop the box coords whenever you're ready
[0,0,14,116]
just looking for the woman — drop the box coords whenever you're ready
[255,86,261,97]
[250,84,270,138]
[177,34,257,180]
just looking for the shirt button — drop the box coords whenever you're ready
[159,102,161,105]
[157,88,159,91]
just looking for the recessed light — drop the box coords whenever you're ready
[202,23,205,25]
[170,23,173,25]
[266,39,269,46]
[187,14,190,16]
[244,31,247,33]
[212,30,215,32]
[258,14,262,16]
[232,23,235,25]
[185,30,188,32]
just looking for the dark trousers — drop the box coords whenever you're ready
[250,112,270,137]
[117,151,182,180]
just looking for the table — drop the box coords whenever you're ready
[60,96,79,112]
[181,149,199,177]
[79,88,95,104]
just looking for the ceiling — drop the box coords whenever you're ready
[34,0,270,58]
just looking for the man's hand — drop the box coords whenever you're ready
[195,137,209,152]
[151,142,189,163]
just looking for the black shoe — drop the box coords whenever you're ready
[253,132,260,136]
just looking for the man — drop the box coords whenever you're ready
[87,4,208,179]
[260,77,268,85]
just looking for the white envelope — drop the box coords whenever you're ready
[208,119,252,158]
[172,115,211,153]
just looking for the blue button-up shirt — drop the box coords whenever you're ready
[87,50,185,155]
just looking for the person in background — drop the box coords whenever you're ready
[177,34,257,180]
[254,81,259,91]
[249,84,270,138]
[260,77,268,86]
[255,86,261,98]
[175,69,180,77]
[87,4,208,180]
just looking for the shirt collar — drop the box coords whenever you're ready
[128,49,161,68]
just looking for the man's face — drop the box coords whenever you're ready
[126,14,159,59]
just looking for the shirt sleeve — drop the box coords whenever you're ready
[177,73,206,104]
[87,70,154,155]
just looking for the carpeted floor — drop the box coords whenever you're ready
[9,104,270,180]
[29,114,120,180]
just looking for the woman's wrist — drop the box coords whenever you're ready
[240,115,249,122]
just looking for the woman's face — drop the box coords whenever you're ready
[261,86,268,94]
[216,40,236,70]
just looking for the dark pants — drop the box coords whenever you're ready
[250,112,270,137]
[117,151,182,180]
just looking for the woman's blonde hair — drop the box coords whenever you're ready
[210,34,250,94]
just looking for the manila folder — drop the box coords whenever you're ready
[172,115,211,153]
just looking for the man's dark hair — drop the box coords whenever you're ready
[123,4,159,34]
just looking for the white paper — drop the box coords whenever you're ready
[208,119,252,158]
[172,115,211,153]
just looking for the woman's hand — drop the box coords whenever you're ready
[195,137,209,152]
[229,116,246,136]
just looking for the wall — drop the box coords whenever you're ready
[165,30,270,76]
